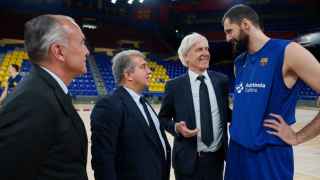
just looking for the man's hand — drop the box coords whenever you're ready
[263,113,299,145]
[175,121,199,138]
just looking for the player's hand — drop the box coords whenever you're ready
[264,113,299,145]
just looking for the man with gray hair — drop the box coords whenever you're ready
[0,14,89,180]
[91,50,171,180]
[159,32,231,180]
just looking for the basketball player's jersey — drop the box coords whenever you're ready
[231,39,303,151]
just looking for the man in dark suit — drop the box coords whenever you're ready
[0,15,89,180]
[159,33,231,180]
[91,50,171,180]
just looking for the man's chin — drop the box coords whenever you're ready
[199,60,209,66]
[198,66,208,72]
[200,63,209,68]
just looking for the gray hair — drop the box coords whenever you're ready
[112,50,145,84]
[24,14,75,63]
[178,32,208,67]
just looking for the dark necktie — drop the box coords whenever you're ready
[140,97,167,158]
[139,97,159,136]
[197,75,214,147]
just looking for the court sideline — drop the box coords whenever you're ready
[75,104,320,180]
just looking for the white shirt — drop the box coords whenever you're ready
[40,66,68,94]
[188,70,222,152]
[124,86,167,158]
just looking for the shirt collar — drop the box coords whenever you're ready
[40,66,69,94]
[188,69,209,82]
[123,86,142,103]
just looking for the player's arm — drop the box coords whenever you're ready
[264,42,320,145]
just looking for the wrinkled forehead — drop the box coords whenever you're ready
[191,38,209,48]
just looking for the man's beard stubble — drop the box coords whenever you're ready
[232,30,249,56]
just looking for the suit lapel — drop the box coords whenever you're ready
[55,89,88,161]
[208,72,224,119]
[147,100,170,158]
[116,87,164,157]
[183,74,196,129]
[34,65,88,162]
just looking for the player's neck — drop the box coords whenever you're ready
[248,31,270,54]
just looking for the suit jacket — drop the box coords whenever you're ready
[0,64,88,180]
[159,71,231,175]
[91,86,171,180]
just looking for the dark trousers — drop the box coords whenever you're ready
[175,147,224,180]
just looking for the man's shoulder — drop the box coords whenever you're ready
[1,78,55,112]
[208,71,228,81]
[15,74,23,81]
[16,73,51,95]
[92,91,126,118]
[167,73,188,85]
[96,90,124,107]
[271,38,290,44]
[96,92,119,103]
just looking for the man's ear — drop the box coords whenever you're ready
[183,53,189,66]
[49,43,65,62]
[240,18,251,31]
[123,71,133,82]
